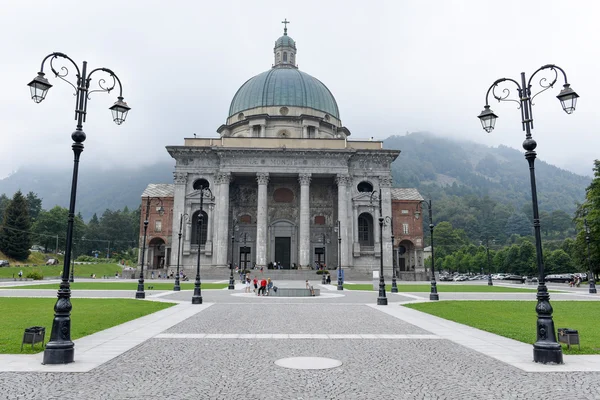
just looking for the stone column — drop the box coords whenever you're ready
[352,206,359,243]
[298,173,311,268]
[256,173,269,268]
[171,172,188,266]
[214,172,231,267]
[336,174,350,267]
[314,126,319,138]
[302,125,308,139]
[260,124,266,138]
[380,175,393,271]
[205,203,214,256]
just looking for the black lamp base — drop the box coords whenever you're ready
[43,346,74,365]
[533,345,563,364]
[377,297,388,305]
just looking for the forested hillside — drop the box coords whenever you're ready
[385,132,590,215]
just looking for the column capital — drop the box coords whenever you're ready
[173,172,188,185]
[379,175,393,188]
[216,172,232,185]
[256,172,270,185]
[298,173,312,186]
[336,174,351,187]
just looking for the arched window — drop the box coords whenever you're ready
[277,52,281,62]
[191,210,208,246]
[283,52,288,62]
[290,53,294,64]
[273,188,294,203]
[358,213,374,246]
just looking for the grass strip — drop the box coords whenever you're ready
[342,284,541,293]
[404,300,600,355]
[0,298,174,354]
[4,282,228,290]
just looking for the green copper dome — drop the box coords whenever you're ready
[228,68,340,119]
[275,35,296,48]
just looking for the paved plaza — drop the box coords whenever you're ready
[1,280,600,399]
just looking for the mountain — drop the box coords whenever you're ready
[0,162,173,220]
[0,132,590,220]
[385,132,590,214]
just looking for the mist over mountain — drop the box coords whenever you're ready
[386,132,591,214]
[0,132,591,220]
[0,162,174,220]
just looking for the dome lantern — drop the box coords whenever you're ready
[274,18,297,68]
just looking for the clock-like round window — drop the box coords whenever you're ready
[279,107,289,116]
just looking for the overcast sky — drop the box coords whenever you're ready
[1,0,598,179]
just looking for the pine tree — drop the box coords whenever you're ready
[0,191,31,260]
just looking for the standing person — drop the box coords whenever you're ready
[245,277,251,293]
[326,274,331,284]
[260,265,264,274]
[259,277,267,296]
[18,270,23,279]
[267,278,273,296]
[253,276,258,294]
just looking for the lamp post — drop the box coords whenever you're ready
[174,213,189,291]
[485,237,494,286]
[390,217,398,293]
[321,233,328,284]
[584,218,597,294]
[137,197,165,299]
[229,220,238,290]
[417,200,439,301]
[335,220,343,290]
[239,233,248,271]
[69,246,75,283]
[29,52,130,365]
[192,186,212,304]
[370,189,388,306]
[478,64,578,364]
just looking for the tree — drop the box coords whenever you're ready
[0,191,31,260]
[26,192,42,223]
[0,194,9,223]
[505,212,532,236]
[575,160,600,278]
[433,221,467,259]
[545,249,573,274]
[32,206,86,253]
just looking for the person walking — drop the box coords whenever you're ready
[267,278,273,296]
[245,277,251,293]
[253,276,258,294]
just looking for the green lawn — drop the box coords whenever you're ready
[0,298,175,354]
[342,284,542,293]
[0,263,122,280]
[4,282,228,290]
[404,301,600,355]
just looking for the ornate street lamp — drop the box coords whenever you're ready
[29,52,129,365]
[174,213,190,291]
[192,186,212,304]
[584,218,597,294]
[416,200,439,301]
[370,189,388,306]
[69,246,75,283]
[478,64,579,364]
[137,197,165,299]
[229,220,239,290]
[335,220,343,290]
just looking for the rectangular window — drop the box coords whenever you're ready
[402,223,409,235]
[401,209,409,214]
[155,220,162,232]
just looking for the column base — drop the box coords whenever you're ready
[533,344,563,364]
[43,344,74,365]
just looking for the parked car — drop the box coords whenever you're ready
[439,275,453,281]
[503,274,525,283]
[453,275,468,281]
[45,258,59,265]
[0,260,9,267]
[545,274,574,283]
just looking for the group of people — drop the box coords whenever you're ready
[570,275,582,287]
[244,275,274,295]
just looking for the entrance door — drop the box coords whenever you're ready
[274,237,291,269]
[399,257,406,271]
[314,247,325,268]
[239,246,251,270]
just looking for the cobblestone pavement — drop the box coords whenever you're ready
[1,286,600,399]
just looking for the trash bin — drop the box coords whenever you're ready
[21,326,46,351]
[557,328,580,350]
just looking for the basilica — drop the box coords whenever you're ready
[139,24,427,277]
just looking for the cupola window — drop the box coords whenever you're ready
[283,52,288,62]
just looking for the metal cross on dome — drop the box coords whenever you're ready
[282,18,290,34]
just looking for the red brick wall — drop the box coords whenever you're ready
[139,196,174,243]
[391,200,424,249]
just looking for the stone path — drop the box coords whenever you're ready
[0,281,599,399]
